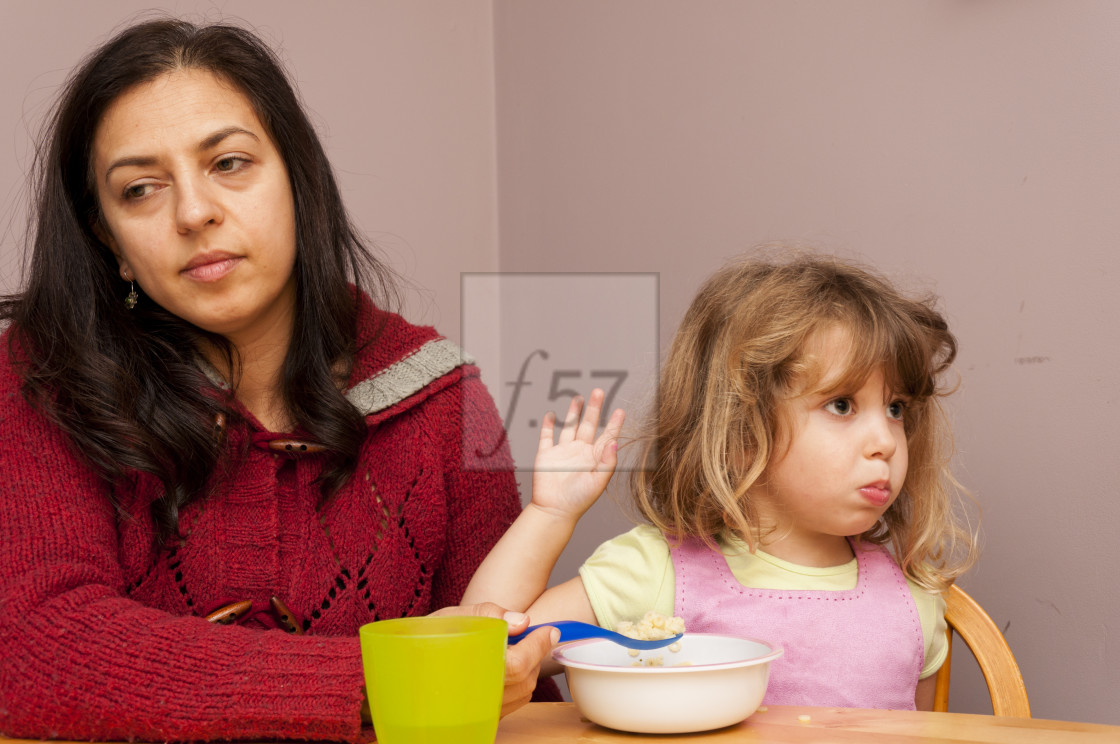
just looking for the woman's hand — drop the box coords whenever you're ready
[429,603,559,718]
[531,388,625,523]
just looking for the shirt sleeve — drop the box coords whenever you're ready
[578,525,677,630]
[914,584,949,679]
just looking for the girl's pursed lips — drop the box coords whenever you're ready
[859,481,892,507]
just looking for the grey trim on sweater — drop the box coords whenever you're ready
[346,338,474,416]
[197,338,473,416]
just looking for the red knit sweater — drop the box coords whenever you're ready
[0,304,526,742]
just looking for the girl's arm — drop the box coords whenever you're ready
[915,674,937,711]
[519,576,598,677]
[462,389,623,611]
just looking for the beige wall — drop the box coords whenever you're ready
[494,0,1120,724]
[3,0,1118,726]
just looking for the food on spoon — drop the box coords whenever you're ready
[615,610,685,642]
[615,611,686,667]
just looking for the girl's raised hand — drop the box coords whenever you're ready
[531,388,625,522]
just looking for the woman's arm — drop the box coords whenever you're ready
[462,390,623,611]
[0,367,368,743]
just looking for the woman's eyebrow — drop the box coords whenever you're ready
[198,126,260,152]
[103,127,261,184]
[103,155,156,184]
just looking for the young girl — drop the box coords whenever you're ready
[466,253,977,711]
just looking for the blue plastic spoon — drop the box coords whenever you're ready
[508,620,683,650]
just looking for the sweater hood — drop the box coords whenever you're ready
[344,297,476,427]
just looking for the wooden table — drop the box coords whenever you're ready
[2,703,1115,743]
[496,702,1120,743]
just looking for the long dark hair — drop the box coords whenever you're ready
[1,19,398,536]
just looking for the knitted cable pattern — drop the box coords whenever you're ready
[0,303,527,742]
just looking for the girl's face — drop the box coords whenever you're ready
[92,69,298,350]
[754,327,909,566]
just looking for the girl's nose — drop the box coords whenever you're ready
[175,177,223,232]
[864,412,898,459]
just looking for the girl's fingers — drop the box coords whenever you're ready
[537,410,557,452]
[556,396,584,443]
[596,408,626,466]
[575,389,605,443]
[605,407,625,442]
[599,439,619,469]
[545,390,617,448]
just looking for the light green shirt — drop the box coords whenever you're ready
[579,525,948,678]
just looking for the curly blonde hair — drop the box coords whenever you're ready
[630,252,976,592]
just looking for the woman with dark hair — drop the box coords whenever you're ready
[0,18,559,741]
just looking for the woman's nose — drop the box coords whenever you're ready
[174,177,223,232]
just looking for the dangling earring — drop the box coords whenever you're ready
[125,281,138,310]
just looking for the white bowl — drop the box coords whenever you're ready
[553,633,783,734]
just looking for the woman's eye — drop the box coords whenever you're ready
[887,400,908,420]
[824,398,853,416]
[123,183,155,200]
[214,156,249,173]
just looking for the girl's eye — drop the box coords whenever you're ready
[824,398,853,416]
[887,400,908,421]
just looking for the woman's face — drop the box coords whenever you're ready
[92,69,298,349]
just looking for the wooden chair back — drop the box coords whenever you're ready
[932,584,1030,717]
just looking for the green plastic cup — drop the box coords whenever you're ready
[359,616,507,744]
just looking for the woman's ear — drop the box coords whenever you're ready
[91,220,130,279]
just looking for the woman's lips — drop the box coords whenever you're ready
[182,253,242,282]
[859,482,892,507]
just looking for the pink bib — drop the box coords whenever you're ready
[671,537,923,710]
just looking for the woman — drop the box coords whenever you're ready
[0,18,556,742]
